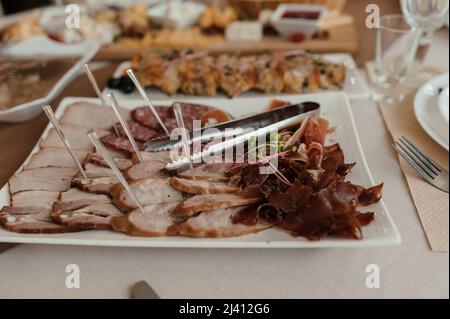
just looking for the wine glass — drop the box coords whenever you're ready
[371,15,416,103]
[400,0,450,87]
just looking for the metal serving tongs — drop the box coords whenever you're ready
[145,101,320,153]
[164,101,320,171]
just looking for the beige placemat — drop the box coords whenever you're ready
[379,94,449,252]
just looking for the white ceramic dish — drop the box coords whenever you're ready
[0,45,99,123]
[106,53,370,103]
[270,4,326,39]
[438,86,449,125]
[148,0,206,29]
[0,92,401,247]
[414,73,449,151]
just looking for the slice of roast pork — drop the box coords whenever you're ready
[52,202,122,230]
[12,191,60,208]
[170,177,238,195]
[173,194,262,217]
[26,148,88,169]
[84,153,134,171]
[40,125,108,151]
[0,206,73,233]
[55,188,111,212]
[177,163,231,182]
[124,161,167,180]
[111,202,180,236]
[133,151,171,164]
[72,176,119,195]
[84,163,115,178]
[111,178,184,212]
[60,102,130,129]
[168,206,271,238]
[9,167,76,193]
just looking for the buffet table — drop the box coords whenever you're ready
[0,2,448,298]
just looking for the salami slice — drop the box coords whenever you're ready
[101,134,144,156]
[112,120,160,142]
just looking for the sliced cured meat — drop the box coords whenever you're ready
[101,134,144,156]
[170,177,238,195]
[26,148,88,169]
[111,178,184,212]
[59,188,110,203]
[124,161,167,180]
[132,103,211,132]
[40,125,108,151]
[133,151,171,164]
[111,202,180,236]
[52,202,122,230]
[0,206,72,233]
[168,206,271,238]
[12,167,78,179]
[84,163,115,178]
[55,189,111,212]
[9,173,72,194]
[113,120,160,142]
[173,194,262,217]
[60,102,130,129]
[132,106,170,130]
[177,163,231,182]
[72,176,118,195]
[85,153,134,171]
[11,191,60,209]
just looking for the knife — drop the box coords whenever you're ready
[144,101,320,153]
[165,102,320,171]
[131,280,160,299]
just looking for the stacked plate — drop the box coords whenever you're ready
[414,73,449,151]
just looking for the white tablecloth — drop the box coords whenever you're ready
[0,30,448,300]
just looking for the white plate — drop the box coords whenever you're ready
[0,92,401,247]
[414,73,449,151]
[105,53,370,102]
[0,45,98,123]
[438,86,449,125]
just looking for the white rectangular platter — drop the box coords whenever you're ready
[0,92,401,248]
[106,53,370,102]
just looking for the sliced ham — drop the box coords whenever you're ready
[124,161,167,180]
[40,125,108,151]
[111,178,184,212]
[9,174,72,194]
[111,202,180,236]
[85,153,133,171]
[60,102,130,129]
[84,163,115,178]
[177,163,231,182]
[59,188,110,203]
[173,194,262,217]
[26,148,88,169]
[170,177,238,195]
[0,206,73,233]
[72,176,118,195]
[55,188,111,211]
[52,202,122,230]
[11,191,60,208]
[133,151,171,164]
[168,206,271,238]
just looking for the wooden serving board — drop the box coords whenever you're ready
[95,14,358,61]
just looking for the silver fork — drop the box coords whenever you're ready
[394,136,449,193]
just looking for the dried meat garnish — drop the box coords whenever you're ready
[230,117,382,241]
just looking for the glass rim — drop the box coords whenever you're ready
[378,14,412,34]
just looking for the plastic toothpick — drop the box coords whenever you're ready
[42,105,87,179]
[173,102,194,173]
[88,131,145,213]
[83,63,107,105]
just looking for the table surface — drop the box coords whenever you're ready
[0,1,448,298]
